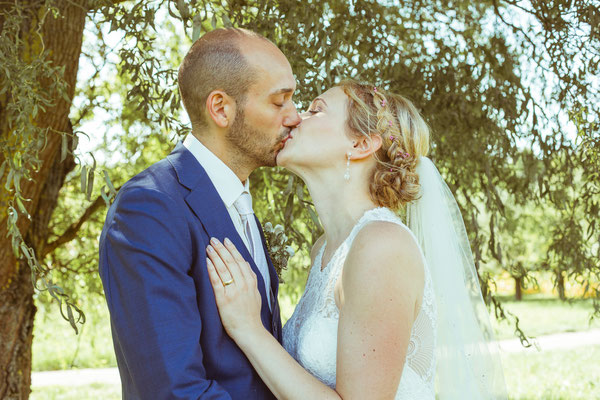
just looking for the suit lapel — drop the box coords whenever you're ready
[167,142,273,326]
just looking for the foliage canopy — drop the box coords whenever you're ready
[1,0,598,342]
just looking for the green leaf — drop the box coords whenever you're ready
[20,242,31,262]
[72,133,79,152]
[90,152,97,170]
[66,303,79,335]
[284,193,294,222]
[87,167,95,201]
[222,14,233,28]
[295,183,304,201]
[192,14,202,42]
[308,206,322,231]
[80,166,87,193]
[61,134,68,162]
[15,196,28,217]
[284,174,294,196]
[103,170,117,196]
[101,186,111,207]
[5,168,14,191]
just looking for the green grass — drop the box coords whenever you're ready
[30,347,600,399]
[502,346,600,400]
[32,294,598,371]
[31,383,121,400]
[491,294,600,341]
[33,301,117,371]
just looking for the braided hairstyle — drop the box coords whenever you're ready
[339,79,430,210]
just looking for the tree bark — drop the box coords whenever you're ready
[557,271,566,301]
[0,1,87,398]
[514,275,523,301]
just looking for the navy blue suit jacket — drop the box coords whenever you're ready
[99,142,282,399]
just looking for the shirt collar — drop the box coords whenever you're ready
[183,134,249,208]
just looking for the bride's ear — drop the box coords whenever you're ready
[351,134,382,160]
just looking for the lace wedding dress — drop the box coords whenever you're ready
[282,207,437,399]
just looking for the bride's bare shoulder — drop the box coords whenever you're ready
[345,221,424,282]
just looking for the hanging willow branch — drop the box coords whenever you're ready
[0,0,119,333]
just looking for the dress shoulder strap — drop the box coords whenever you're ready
[345,207,407,249]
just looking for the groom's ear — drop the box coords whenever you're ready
[351,134,383,160]
[205,90,235,129]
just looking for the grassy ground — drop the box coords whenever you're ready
[501,346,600,399]
[31,383,121,400]
[490,294,599,340]
[33,301,117,371]
[32,294,598,371]
[31,294,599,399]
[30,346,600,400]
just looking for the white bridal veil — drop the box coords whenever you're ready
[407,157,508,399]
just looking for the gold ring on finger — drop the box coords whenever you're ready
[222,278,234,286]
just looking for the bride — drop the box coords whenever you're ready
[205,80,507,399]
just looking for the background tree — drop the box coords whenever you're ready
[1,0,598,398]
[0,1,88,397]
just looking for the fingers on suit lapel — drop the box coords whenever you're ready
[206,258,225,299]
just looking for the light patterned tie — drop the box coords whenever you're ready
[234,192,258,259]
[233,191,272,309]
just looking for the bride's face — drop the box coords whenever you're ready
[276,87,352,173]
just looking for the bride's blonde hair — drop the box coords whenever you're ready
[339,79,430,210]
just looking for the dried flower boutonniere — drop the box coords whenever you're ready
[263,222,294,283]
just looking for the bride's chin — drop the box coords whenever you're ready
[276,145,293,167]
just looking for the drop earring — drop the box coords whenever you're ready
[344,152,351,181]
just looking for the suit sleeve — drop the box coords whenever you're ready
[99,186,231,400]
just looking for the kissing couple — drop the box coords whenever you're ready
[99,28,507,399]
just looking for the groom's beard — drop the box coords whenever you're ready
[227,107,289,168]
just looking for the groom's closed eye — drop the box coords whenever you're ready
[273,95,291,108]
[270,87,295,107]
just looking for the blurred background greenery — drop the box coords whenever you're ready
[1,0,598,399]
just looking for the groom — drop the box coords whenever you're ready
[99,28,300,399]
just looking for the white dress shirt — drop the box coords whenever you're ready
[183,134,272,309]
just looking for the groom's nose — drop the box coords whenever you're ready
[283,106,302,128]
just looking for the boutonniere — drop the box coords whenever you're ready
[263,222,294,283]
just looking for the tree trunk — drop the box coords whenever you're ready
[514,275,523,301]
[557,271,566,301]
[0,1,87,398]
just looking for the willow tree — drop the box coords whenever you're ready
[0,1,89,397]
[1,0,598,398]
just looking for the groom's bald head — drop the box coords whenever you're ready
[178,28,276,129]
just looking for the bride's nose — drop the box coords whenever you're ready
[299,111,312,120]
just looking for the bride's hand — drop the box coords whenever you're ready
[206,237,264,341]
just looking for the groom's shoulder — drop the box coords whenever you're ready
[124,155,181,195]
[112,156,186,211]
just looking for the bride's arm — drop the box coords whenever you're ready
[335,222,425,398]
[206,238,341,399]
[205,224,424,400]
